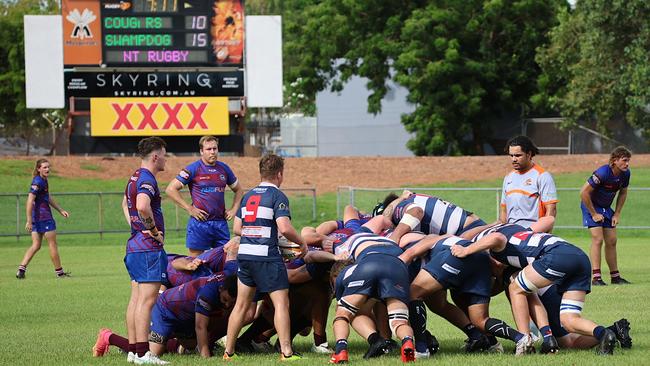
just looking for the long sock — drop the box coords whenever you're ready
[166,338,179,354]
[610,270,620,279]
[593,269,602,279]
[462,323,483,340]
[335,339,348,354]
[18,265,26,272]
[55,267,65,276]
[540,325,553,341]
[401,336,413,345]
[314,333,327,346]
[593,326,606,341]
[129,343,136,354]
[408,300,427,350]
[485,318,524,342]
[487,334,498,346]
[108,334,130,353]
[135,342,149,357]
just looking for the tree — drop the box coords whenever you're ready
[535,1,650,139]
[282,0,565,155]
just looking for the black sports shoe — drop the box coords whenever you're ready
[592,278,607,286]
[363,338,389,359]
[424,330,440,355]
[611,277,631,285]
[384,339,399,353]
[56,272,72,278]
[16,269,25,279]
[540,335,559,354]
[595,329,616,355]
[609,318,632,349]
[464,335,490,353]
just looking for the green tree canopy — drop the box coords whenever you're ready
[535,0,650,138]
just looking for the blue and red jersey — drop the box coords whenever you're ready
[125,168,164,253]
[158,275,228,320]
[165,248,238,288]
[586,164,630,208]
[176,160,237,221]
[29,175,53,222]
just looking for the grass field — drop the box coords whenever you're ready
[0,160,648,365]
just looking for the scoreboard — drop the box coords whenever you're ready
[100,0,243,67]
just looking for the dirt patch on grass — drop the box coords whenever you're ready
[4,154,650,193]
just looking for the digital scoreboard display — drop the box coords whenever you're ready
[100,0,244,67]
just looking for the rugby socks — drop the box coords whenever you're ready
[107,333,130,353]
[367,332,381,345]
[540,325,553,341]
[408,300,428,351]
[135,341,149,357]
[314,333,327,347]
[55,267,65,277]
[610,270,620,280]
[18,265,26,272]
[592,269,602,280]
[485,318,525,342]
[593,326,607,341]
[462,323,483,340]
[166,338,179,353]
[129,343,136,355]
[335,339,348,354]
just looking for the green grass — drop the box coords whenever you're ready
[0,160,648,365]
[80,164,103,172]
[0,231,645,365]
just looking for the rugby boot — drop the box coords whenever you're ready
[425,330,440,355]
[134,351,169,365]
[312,342,333,354]
[16,268,25,279]
[611,277,631,285]
[592,278,607,286]
[540,335,559,354]
[464,335,490,353]
[92,328,112,357]
[363,338,389,359]
[609,318,632,349]
[595,329,616,355]
[56,271,72,278]
[400,338,415,363]
[222,352,240,361]
[329,350,348,364]
[280,352,303,361]
[515,334,535,356]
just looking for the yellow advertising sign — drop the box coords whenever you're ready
[90,97,230,136]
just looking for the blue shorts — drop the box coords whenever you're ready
[422,239,492,299]
[124,250,168,283]
[32,219,56,233]
[335,253,410,304]
[538,285,569,338]
[237,260,289,293]
[150,302,194,340]
[186,218,230,251]
[581,203,615,228]
[531,244,591,294]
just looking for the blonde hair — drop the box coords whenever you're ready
[33,159,49,177]
[199,135,219,149]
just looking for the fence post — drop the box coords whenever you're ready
[312,188,317,222]
[336,188,341,219]
[16,194,20,241]
[495,189,500,221]
[98,193,103,240]
[349,187,355,208]
[175,204,180,236]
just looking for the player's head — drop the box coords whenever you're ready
[33,158,50,178]
[329,259,354,291]
[372,192,399,216]
[505,135,538,171]
[609,146,632,171]
[199,135,219,165]
[137,136,167,172]
[220,274,238,308]
[259,154,284,185]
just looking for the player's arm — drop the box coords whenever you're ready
[288,266,313,284]
[25,193,36,232]
[136,192,163,243]
[543,202,556,218]
[277,217,306,258]
[232,216,242,236]
[450,232,506,258]
[612,187,628,226]
[399,234,445,264]
[382,190,411,219]
[305,250,349,263]
[48,196,69,218]
[530,216,555,233]
[225,180,244,221]
[539,173,558,218]
[165,178,207,221]
[499,204,507,223]
[121,195,130,227]
[315,220,338,235]
[580,182,603,222]
[172,257,204,271]
[195,312,211,358]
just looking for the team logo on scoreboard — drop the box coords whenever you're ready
[102,1,132,11]
[66,8,97,39]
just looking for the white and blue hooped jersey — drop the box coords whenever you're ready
[392,194,470,235]
[236,182,290,262]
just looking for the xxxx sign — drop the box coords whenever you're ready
[90,97,229,136]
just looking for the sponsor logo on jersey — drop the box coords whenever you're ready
[524,178,533,186]
[253,187,267,193]
[197,297,212,311]
[140,183,156,195]
[278,202,287,210]
[348,280,365,288]
[31,184,39,191]
[179,169,190,180]
[220,174,226,181]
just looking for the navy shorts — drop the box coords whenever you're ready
[335,253,410,304]
[186,218,230,251]
[422,240,492,300]
[580,203,615,228]
[538,285,569,338]
[150,302,194,341]
[238,259,289,293]
[457,218,487,235]
[531,244,591,294]
[32,219,56,233]
[124,250,168,283]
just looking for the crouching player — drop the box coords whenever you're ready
[330,233,415,364]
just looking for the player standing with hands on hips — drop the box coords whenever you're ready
[580,146,632,286]
[17,158,70,279]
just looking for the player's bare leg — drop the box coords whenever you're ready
[603,228,628,283]
[44,231,63,269]
[331,294,366,363]
[588,227,606,285]
[224,280,256,357]
[17,232,44,278]
[268,289,294,357]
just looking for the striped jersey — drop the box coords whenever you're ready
[236,182,290,262]
[392,193,471,235]
[29,175,53,222]
[501,163,558,228]
[176,160,237,221]
[125,168,164,252]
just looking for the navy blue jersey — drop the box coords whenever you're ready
[176,160,237,221]
[29,175,53,222]
[586,164,630,208]
[125,168,164,253]
[336,233,401,261]
[492,230,570,269]
[392,194,471,235]
[236,182,290,262]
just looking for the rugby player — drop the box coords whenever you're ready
[163,240,238,289]
[17,158,70,279]
[580,146,632,285]
[166,136,243,256]
[223,154,307,361]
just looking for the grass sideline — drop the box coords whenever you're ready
[0,160,647,365]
